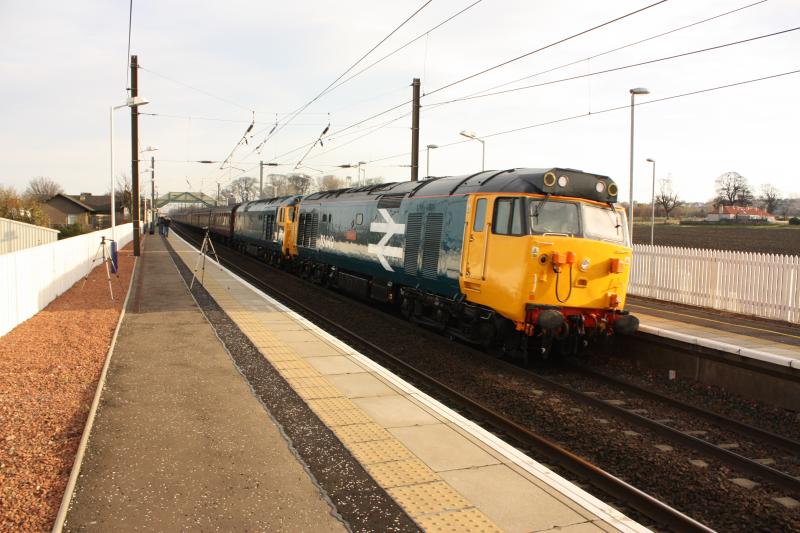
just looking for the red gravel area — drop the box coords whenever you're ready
[0,243,135,532]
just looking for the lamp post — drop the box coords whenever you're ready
[110,95,149,243]
[646,158,656,245]
[141,146,158,234]
[357,161,367,185]
[628,87,650,242]
[426,144,438,176]
[459,130,485,171]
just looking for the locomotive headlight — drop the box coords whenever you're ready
[558,175,569,187]
[579,258,591,272]
[595,181,605,193]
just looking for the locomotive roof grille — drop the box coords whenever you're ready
[303,168,618,204]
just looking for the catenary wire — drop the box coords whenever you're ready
[424,26,800,107]
[423,0,669,97]
[258,0,672,165]
[457,0,769,99]
[139,65,255,112]
[257,1,434,148]
[361,68,800,164]
[322,0,485,97]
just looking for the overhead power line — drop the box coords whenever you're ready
[363,68,800,164]
[425,26,800,107]
[424,0,669,97]
[323,0,485,96]
[139,65,255,112]
[257,0,434,148]
[461,0,769,99]
[267,0,673,159]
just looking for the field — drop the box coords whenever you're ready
[632,223,800,256]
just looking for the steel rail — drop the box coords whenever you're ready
[172,224,712,533]
[571,364,800,456]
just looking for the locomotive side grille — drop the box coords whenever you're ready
[404,213,423,276]
[310,212,319,248]
[297,213,307,247]
[264,214,274,241]
[421,213,443,280]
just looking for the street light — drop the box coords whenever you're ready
[357,161,367,185]
[110,95,149,243]
[141,146,158,233]
[646,158,656,245]
[628,87,649,242]
[459,130,485,171]
[426,144,438,176]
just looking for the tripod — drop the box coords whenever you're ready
[83,236,119,301]
[190,227,220,289]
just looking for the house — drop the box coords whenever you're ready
[43,193,136,229]
[705,205,775,223]
[42,193,96,227]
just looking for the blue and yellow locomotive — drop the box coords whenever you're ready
[175,167,638,359]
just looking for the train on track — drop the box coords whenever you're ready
[173,167,638,360]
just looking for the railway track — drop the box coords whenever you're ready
[170,225,798,531]
[172,226,707,532]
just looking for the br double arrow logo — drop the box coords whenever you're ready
[368,208,405,271]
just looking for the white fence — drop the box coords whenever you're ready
[630,244,800,324]
[0,224,135,337]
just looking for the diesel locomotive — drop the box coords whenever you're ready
[173,167,639,360]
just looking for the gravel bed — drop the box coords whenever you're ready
[586,354,800,443]
[165,240,420,533]
[177,227,800,532]
[0,244,134,532]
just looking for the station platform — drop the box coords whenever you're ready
[628,296,800,370]
[61,232,650,531]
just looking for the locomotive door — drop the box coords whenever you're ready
[464,196,491,283]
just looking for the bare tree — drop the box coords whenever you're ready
[25,176,63,201]
[224,176,259,202]
[318,175,345,191]
[287,173,313,195]
[715,171,753,207]
[115,173,132,220]
[759,184,782,214]
[1,185,50,226]
[655,178,681,221]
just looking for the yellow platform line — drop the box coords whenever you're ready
[173,245,502,532]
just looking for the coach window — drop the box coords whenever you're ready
[472,198,486,231]
[493,197,526,235]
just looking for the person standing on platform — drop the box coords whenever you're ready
[157,216,164,236]
[163,216,171,237]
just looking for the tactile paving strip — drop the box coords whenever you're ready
[315,408,378,427]
[306,397,358,412]
[332,423,393,445]
[388,481,472,516]
[416,508,504,533]
[365,459,439,488]
[170,239,504,532]
[348,438,413,465]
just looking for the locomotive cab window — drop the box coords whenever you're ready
[582,204,628,244]
[493,198,526,235]
[356,213,363,225]
[472,198,487,231]
[528,200,579,236]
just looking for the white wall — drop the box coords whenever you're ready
[0,224,134,336]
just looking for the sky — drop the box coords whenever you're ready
[1,0,799,204]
